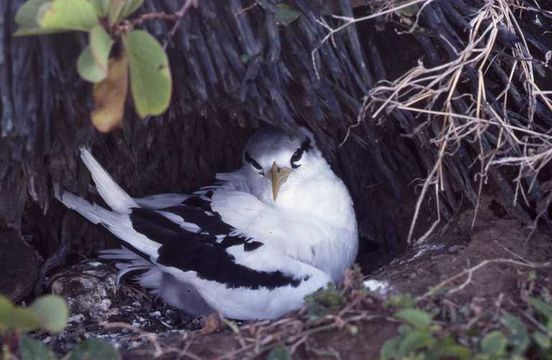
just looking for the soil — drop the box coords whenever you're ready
[31,195,552,359]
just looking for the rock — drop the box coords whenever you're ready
[0,230,39,301]
[50,262,117,321]
[363,279,392,296]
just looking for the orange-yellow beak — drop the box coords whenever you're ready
[269,161,291,201]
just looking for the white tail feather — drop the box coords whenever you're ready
[59,191,161,257]
[99,248,141,260]
[134,193,190,209]
[79,147,137,214]
[59,191,119,225]
[99,249,156,286]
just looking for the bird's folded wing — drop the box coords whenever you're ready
[155,191,234,236]
[210,190,332,259]
[121,204,332,318]
[159,243,332,320]
[209,190,266,230]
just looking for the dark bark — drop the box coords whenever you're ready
[0,230,39,301]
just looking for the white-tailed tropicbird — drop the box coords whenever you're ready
[59,127,358,320]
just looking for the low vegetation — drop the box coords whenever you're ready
[0,295,119,359]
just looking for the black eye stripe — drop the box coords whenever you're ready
[300,139,312,152]
[245,151,263,170]
[290,138,311,168]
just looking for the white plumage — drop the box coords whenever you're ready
[59,127,358,320]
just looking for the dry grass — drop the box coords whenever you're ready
[317,0,552,244]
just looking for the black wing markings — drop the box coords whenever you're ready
[123,195,301,290]
[162,194,233,235]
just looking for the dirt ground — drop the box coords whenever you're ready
[35,196,552,359]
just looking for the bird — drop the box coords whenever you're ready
[59,127,358,320]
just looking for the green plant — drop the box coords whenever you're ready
[0,294,118,359]
[266,346,292,360]
[380,307,471,360]
[14,0,173,132]
[385,293,417,309]
[471,299,552,360]
[380,296,552,360]
[304,284,346,320]
[527,297,552,359]
[0,294,69,334]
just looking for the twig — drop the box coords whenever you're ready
[311,0,433,80]
[129,12,178,27]
[419,257,552,299]
[163,0,200,50]
[100,321,164,357]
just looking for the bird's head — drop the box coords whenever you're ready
[241,127,327,204]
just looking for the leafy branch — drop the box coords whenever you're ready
[13,0,197,132]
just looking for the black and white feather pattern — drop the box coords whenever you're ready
[60,128,358,320]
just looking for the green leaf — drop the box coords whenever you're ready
[14,0,68,36]
[78,48,103,82]
[89,0,110,17]
[304,286,345,320]
[397,330,434,357]
[434,337,471,360]
[77,25,114,82]
[500,314,529,355]
[385,293,416,309]
[66,339,119,360]
[91,55,129,132]
[480,331,507,355]
[107,0,125,25]
[20,336,57,360]
[14,26,69,36]
[529,297,552,320]
[121,0,144,18]
[3,307,42,332]
[15,0,50,27]
[37,0,98,32]
[28,295,68,333]
[266,346,291,360]
[275,3,300,26]
[124,30,172,118]
[533,331,551,350]
[14,27,69,36]
[436,344,472,360]
[394,308,433,329]
[0,295,68,333]
[0,295,42,332]
[380,337,400,360]
[106,0,143,23]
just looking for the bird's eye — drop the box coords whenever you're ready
[245,151,263,173]
[290,139,311,169]
[290,149,303,168]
